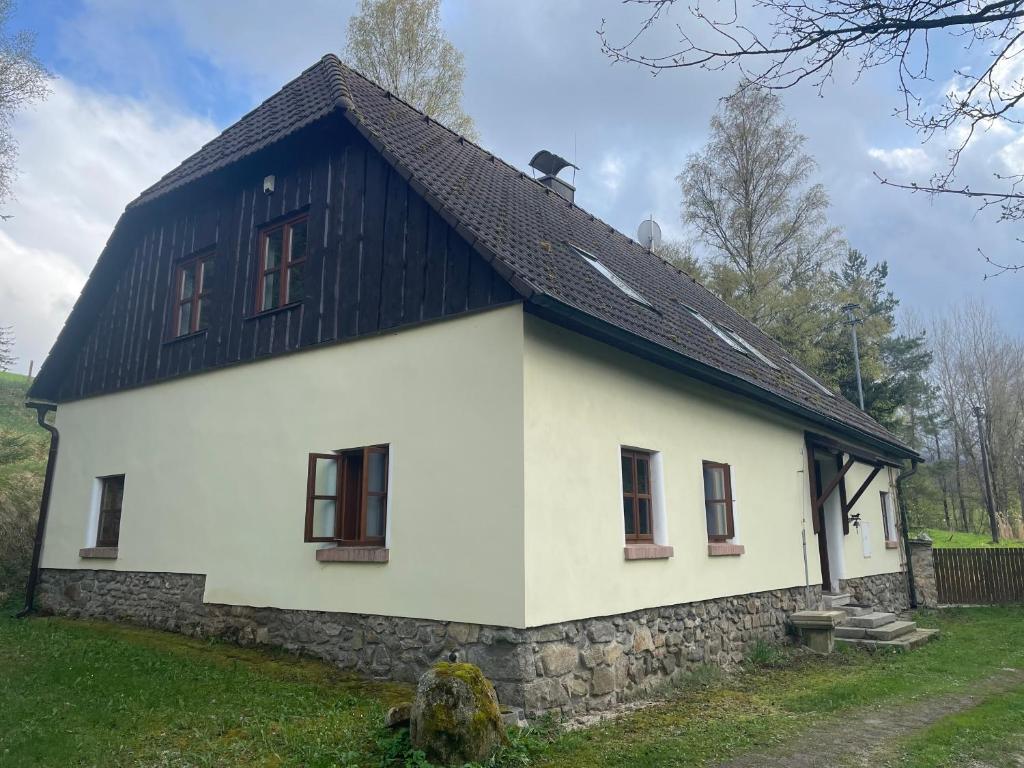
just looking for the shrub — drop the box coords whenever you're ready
[745,638,788,668]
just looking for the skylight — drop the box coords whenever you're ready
[789,361,834,397]
[689,310,745,353]
[679,302,785,372]
[723,330,780,370]
[570,244,654,309]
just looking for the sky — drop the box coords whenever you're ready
[2,0,1022,375]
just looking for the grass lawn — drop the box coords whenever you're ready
[2,601,1023,767]
[923,527,1024,549]
[894,686,1024,767]
[0,597,413,767]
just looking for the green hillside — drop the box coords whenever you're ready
[923,527,1024,549]
[0,371,46,598]
[0,372,38,432]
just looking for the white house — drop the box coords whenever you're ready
[26,55,919,717]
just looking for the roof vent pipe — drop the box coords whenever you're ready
[529,150,578,203]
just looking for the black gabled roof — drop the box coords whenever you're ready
[32,54,917,460]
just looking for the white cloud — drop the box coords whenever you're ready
[0,78,217,372]
[597,153,625,196]
[867,146,933,176]
[0,232,85,375]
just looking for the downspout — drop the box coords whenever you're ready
[17,403,59,618]
[895,459,919,610]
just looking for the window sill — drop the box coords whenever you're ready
[623,544,674,560]
[316,546,389,563]
[244,301,302,321]
[885,540,900,549]
[79,547,118,560]
[708,542,745,557]
[162,329,208,346]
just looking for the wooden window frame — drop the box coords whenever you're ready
[304,445,388,547]
[621,449,654,543]
[702,460,735,542]
[168,252,213,339]
[95,474,125,548]
[255,214,308,314]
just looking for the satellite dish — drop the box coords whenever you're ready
[529,150,579,178]
[637,217,662,251]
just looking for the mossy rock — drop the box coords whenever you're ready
[409,662,506,766]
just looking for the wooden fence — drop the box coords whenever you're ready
[934,548,1024,605]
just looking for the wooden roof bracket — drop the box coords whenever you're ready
[844,463,884,516]
[811,454,855,516]
[806,432,889,536]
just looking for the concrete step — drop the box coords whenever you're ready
[866,620,917,641]
[837,628,940,651]
[846,612,898,628]
[835,625,868,639]
[822,592,851,608]
[837,603,873,617]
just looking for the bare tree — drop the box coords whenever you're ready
[345,0,476,139]
[680,83,843,357]
[0,325,14,372]
[600,0,1024,273]
[929,300,1024,538]
[0,0,51,210]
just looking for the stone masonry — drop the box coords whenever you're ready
[37,568,829,718]
[840,571,911,613]
[908,538,938,608]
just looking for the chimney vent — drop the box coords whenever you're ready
[529,150,578,203]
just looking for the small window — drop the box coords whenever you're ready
[571,244,654,309]
[702,461,735,541]
[880,491,896,542]
[256,215,308,313]
[305,445,388,546]
[621,449,654,541]
[96,475,125,548]
[170,253,213,337]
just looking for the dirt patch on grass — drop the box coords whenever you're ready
[718,668,1024,768]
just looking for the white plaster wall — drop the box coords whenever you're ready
[840,463,904,579]
[521,315,905,627]
[41,305,527,627]
[523,316,830,627]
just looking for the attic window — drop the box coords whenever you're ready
[723,329,780,370]
[789,361,834,397]
[570,244,654,309]
[688,309,745,353]
[255,214,308,313]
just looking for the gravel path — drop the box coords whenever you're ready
[718,669,1024,768]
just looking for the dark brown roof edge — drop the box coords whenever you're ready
[526,294,921,463]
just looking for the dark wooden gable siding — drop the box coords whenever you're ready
[57,120,518,402]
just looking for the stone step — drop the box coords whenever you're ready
[835,625,869,639]
[846,612,898,628]
[837,603,873,617]
[836,628,940,651]
[822,592,851,608]
[866,620,917,641]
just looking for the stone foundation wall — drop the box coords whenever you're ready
[38,568,820,718]
[841,570,911,613]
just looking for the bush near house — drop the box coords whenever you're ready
[0,372,46,601]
